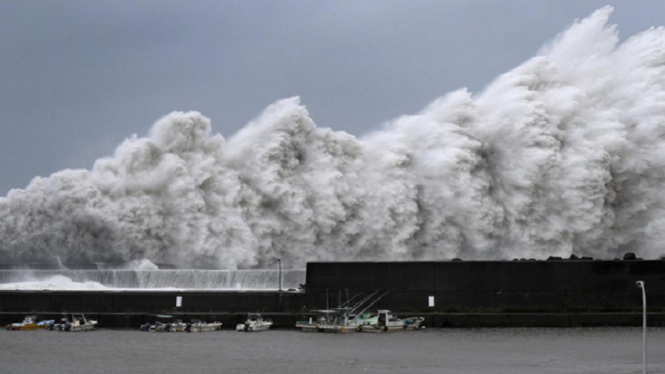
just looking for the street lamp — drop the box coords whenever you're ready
[278,259,282,292]
[636,280,647,374]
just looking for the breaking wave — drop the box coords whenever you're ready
[0,269,306,291]
[1,7,665,268]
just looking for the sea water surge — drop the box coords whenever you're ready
[2,7,665,270]
[0,269,306,291]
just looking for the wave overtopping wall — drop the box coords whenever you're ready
[1,7,665,268]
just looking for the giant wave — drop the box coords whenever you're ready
[1,7,664,269]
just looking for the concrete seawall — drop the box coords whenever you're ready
[306,260,665,312]
[2,260,663,328]
[0,290,305,314]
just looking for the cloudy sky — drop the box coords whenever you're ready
[1,1,663,196]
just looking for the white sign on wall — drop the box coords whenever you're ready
[176,296,182,308]
[428,296,435,307]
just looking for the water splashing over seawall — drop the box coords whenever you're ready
[1,7,665,268]
[0,269,306,291]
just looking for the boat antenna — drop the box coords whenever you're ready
[356,291,390,316]
[347,290,381,314]
[338,292,365,308]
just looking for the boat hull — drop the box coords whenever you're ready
[359,323,407,333]
[316,323,359,333]
[189,322,222,332]
[236,322,272,332]
[5,317,54,331]
[69,323,96,332]
[295,324,318,332]
[6,323,39,331]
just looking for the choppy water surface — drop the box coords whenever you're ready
[1,327,663,374]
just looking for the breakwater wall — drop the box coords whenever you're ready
[0,291,304,314]
[305,260,665,312]
[1,260,664,327]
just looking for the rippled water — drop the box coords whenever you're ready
[1,327,663,374]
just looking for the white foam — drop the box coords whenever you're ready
[1,7,664,267]
[0,275,109,291]
[0,269,306,290]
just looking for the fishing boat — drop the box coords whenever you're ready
[140,315,221,332]
[359,310,424,332]
[141,314,178,332]
[316,308,369,333]
[295,310,334,332]
[49,314,97,332]
[295,290,388,332]
[187,319,222,332]
[5,315,54,331]
[235,313,273,332]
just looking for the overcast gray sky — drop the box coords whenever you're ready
[1,1,663,196]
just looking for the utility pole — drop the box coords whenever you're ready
[278,259,282,292]
[636,280,647,374]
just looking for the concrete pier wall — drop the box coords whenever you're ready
[305,260,665,312]
[0,291,305,314]
[1,260,664,328]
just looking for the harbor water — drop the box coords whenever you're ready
[1,327,663,374]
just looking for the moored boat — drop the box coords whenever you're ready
[140,315,221,332]
[49,314,97,332]
[295,310,334,332]
[187,319,222,332]
[140,314,175,332]
[236,313,272,332]
[5,315,54,331]
[316,308,369,333]
[295,290,389,333]
[359,310,424,332]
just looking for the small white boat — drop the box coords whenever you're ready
[295,310,335,332]
[236,313,272,332]
[140,315,221,332]
[141,315,175,332]
[188,319,222,332]
[50,314,97,332]
[359,310,424,332]
[145,321,171,332]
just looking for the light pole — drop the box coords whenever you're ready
[278,259,282,292]
[636,280,646,374]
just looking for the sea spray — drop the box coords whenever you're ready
[1,7,664,268]
[0,269,306,290]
